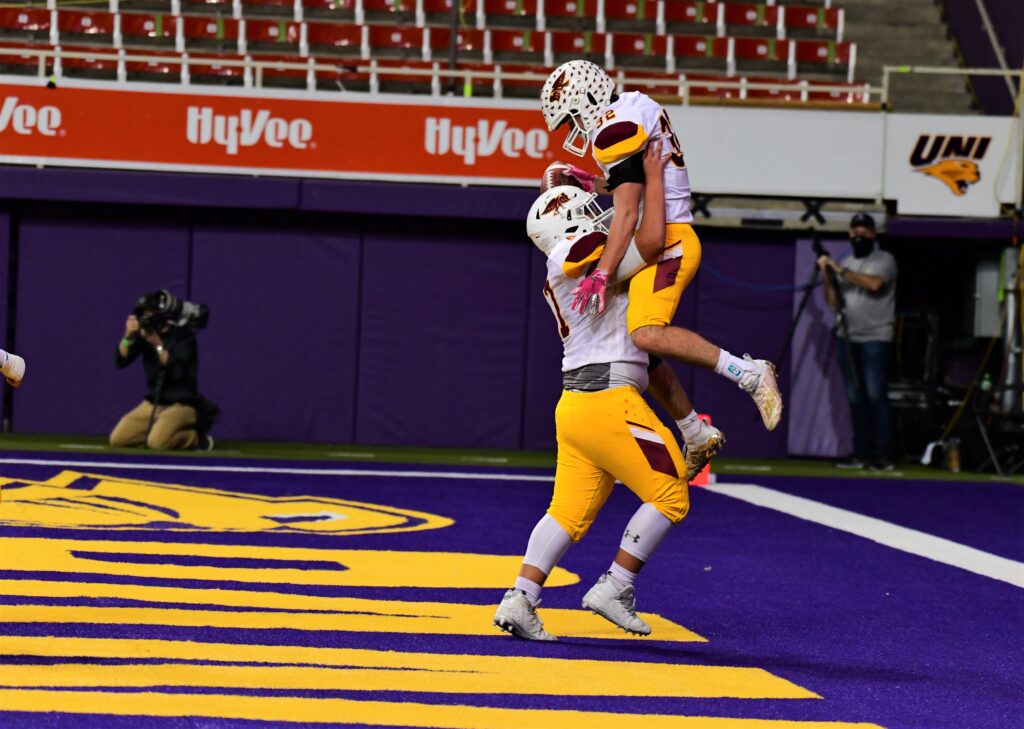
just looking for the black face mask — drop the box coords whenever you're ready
[850,235,874,258]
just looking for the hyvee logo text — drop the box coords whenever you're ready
[186,107,313,155]
[0,97,62,136]
[909,133,991,197]
[425,117,548,165]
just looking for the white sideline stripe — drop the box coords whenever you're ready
[708,483,1024,589]
[0,458,553,482]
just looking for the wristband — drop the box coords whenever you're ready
[120,337,135,347]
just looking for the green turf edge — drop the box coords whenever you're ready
[0,432,1021,486]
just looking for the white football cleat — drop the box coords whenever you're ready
[581,574,651,636]
[738,355,782,431]
[493,589,557,641]
[685,421,726,482]
[2,353,25,387]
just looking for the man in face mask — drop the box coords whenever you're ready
[816,213,898,471]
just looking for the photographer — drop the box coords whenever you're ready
[817,213,898,471]
[109,290,215,451]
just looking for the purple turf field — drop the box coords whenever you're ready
[0,451,1021,728]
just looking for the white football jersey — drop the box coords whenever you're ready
[589,91,693,224]
[544,231,649,375]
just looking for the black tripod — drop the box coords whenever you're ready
[775,234,861,391]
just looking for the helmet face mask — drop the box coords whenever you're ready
[526,185,611,257]
[541,61,615,158]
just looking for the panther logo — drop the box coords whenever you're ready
[916,159,981,197]
[548,71,570,103]
[542,192,571,216]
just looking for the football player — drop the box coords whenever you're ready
[0,349,25,387]
[493,143,695,641]
[540,60,783,432]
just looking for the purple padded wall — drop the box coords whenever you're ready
[786,239,853,457]
[941,0,1023,115]
[0,210,8,427]
[688,233,793,458]
[356,226,531,449]
[13,215,190,435]
[190,226,361,443]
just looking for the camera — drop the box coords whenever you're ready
[134,290,210,330]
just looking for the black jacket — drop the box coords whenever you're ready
[115,326,199,406]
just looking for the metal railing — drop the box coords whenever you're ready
[880,65,1024,109]
[0,45,878,105]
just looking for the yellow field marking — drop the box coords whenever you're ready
[0,639,812,699]
[0,537,578,588]
[0,690,886,728]
[0,470,453,535]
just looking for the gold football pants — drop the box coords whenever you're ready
[548,386,690,542]
[626,223,702,334]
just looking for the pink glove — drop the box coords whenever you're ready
[542,162,598,193]
[571,269,610,315]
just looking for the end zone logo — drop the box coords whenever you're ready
[425,117,548,165]
[0,96,62,136]
[909,134,990,197]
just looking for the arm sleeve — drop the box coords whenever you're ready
[115,340,141,368]
[609,240,647,285]
[604,150,646,191]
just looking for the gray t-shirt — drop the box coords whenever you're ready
[837,249,897,342]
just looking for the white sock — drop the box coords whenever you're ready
[715,349,754,384]
[607,561,638,590]
[514,576,543,605]
[619,503,675,563]
[676,411,702,443]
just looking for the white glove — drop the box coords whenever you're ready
[2,352,25,387]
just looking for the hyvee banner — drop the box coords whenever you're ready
[0,82,566,183]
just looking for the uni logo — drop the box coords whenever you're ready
[909,133,991,197]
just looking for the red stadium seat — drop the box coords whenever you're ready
[254,52,309,86]
[58,44,118,78]
[123,47,184,80]
[686,72,740,99]
[732,36,788,65]
[302,0,356,21]
[58,11,115,46]
[245,18,301,53]
[610,32,668,71]
[0,8,52,42]
[483,0,539,29]
[722,3,779,35]
[187,51,246,84]
[366,23,423,58]
[305,21,363,55]
[619,69,685,96]
[181,0,234,15]
[794,38,849,67]
[182,16,242,52]
[783,5,843,39]
[489,28,544,62]
[603,0,658,33]
[425,25,485,61]
[0,42,44,74]
[242,0,298,19]
[663,1,715,33]
[548,29,609,66]
[421,0,458,26]
[363,0,416,23]
[491,61,551,97]
[542,0,597,31]
[120,13,178,47]
[742,76,803,101]
[673,34,723,69]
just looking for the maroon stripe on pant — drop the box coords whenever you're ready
[634,436,679,478]
[653,257,681,293]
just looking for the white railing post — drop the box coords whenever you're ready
[109,0,119,14]
[665,34,675,74]
[716,2,725,38]
[726,36,735,77]
[596,0,606,34]
[299,21,309,57]
[171,0,181,16]
[421,26,430,62]
[494,64,503,98]
[49,10,59,46]
[306,58,316,91]
[415,0,424,28]
[787,38,796,80]
[181,53,190,85]
[483,29,492,64]
[739,76,747,100]
[369,58,379,94]
[543,30,553,67]
[604,32,613,69]
[175,17,185,53]
[116,48,126,82]
[431,61,440,97]
[476,0,484,31]
[238,19,247,55]
[243,55,253,88]
[354,0,364,26]
[233,0,242,20]
[656,0,665,37]
[536,1,545,32]
[113,12,123,49]
[360,24,369,59]
[776,6,785,41]
[53,46,63,81]
[293,0,303,23]
[836,8,844,44]
[847,42,856,84]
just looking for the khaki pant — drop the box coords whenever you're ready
[109,401,199,450]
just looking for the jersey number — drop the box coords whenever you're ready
[543,279,570,340]
[658,112,686,168]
